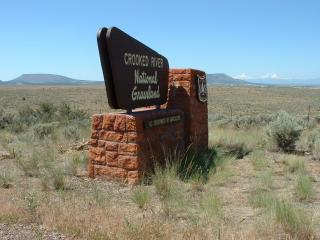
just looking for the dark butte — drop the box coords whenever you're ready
[97,27,169,110]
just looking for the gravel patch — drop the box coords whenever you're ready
[0,224,71,240]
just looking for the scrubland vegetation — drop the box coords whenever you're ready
[1,85,320,239]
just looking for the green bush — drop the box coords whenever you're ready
[18,106,37,126]
[63,125,80,141]
[37,102,56,122]
[33,123,56,139]
[57,102,72,121]
[0,109,14,129]
[8,118,25,133]
[58,102,88,123]
[266,111,302,152]
[15,148,42,177]
[234,114,274,129]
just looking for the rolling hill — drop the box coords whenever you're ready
[1,73,318,87]
[0,74,102,85]
[206,73,251,85]
[0,73,252,86]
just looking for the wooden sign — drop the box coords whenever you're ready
[97,27,169,110]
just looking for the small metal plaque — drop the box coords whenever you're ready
[144,115,182,129]
[196,74,208,103]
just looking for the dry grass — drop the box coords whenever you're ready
[1,85,320,239]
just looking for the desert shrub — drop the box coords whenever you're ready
[234,114,274,129]
[266,111,302,152]
[215,140,251,159]
[208,114,226,122]
[7,118,25,133]
[215,118,232,128]
[0,109,14,129]
[68,108,88,122]
[33,122,56,139]
[37,102,56,122]
[18,106,37,126]
[15,149,42,177]
[57,102,72,121]
[131,186,151,209]
[63,125,80,140]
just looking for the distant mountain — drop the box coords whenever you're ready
[0,74,102,85]
[249,78,320,86]
[206,73,252,85]
[2,73,319,87]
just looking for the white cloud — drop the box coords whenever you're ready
[233,73,251,80]
[260,73,280,79]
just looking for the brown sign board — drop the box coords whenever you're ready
[97,27,169,110]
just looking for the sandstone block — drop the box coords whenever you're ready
[118,155,138,170]
[105,141,118,152]
[105,151,118,167]
[102,114,116,130]
[114,115,126,131]
[92,114,103,130]
[100,130,125,142]
[118,143,138,155]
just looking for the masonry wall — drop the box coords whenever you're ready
[88,108,184,184]
[167,69,208,152]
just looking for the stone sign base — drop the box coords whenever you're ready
[88,108,184,184]
[88,68,208,183]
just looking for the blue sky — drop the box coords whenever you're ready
[0,0,319,81]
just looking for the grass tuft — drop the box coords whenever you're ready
[199,192,223,218]
[295,174,314,202]
[0,170,13,188]
[250,188,276,209]
[284,157,306,174]
[131,186,151,209]
[250,150,269,170]
[273,200,314,239]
